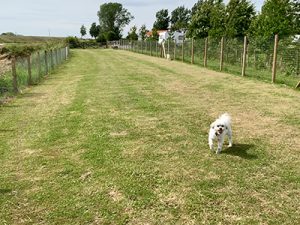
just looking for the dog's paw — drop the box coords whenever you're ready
[228,143,232,147]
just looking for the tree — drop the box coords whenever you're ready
[153,9,169,30]
[225,0,255,38]
[150,29,159,41]
[291,0,300,34]
[139,24,148,41]
[250,0,296,39]
[97,2,134,40]
[170,6,191,31]
[89,22,100,39]
[209,0,226,38]
[127,26,138,40]
[80,25,87,38]
[188,0,220,38]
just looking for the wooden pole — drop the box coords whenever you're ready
[296,81,300,88]
[220,37,224,71]
[204,37,208,67]
[167,39,170,56]
[55,49,58,65]
[296,49,299,76]
[65,46,68,59]
[272,34,279,83]
[11,57,18,93]
[150,41,152,56]
[37,51,42,81]
[156,42,158,57]
[182,40,184,62]
[254,50,257,69]
[242,36,247,76]
[174,41,176,60]
[50,49,54,70]
[44,50,48,75]
[66,46,69,59]
[141,41,143,54]
[191,38,195,64]
[27,54,32,85]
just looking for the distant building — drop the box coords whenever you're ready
[146,30,185,44]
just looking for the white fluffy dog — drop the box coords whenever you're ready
[208,113,232,154]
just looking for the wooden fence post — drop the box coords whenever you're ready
[55,49,58,65]
[242,36,247,76]
[50,49,54,70]
[182,40,184,62]
[65,46,68,59]
[191,38,195,64]
[37,51,42,80]
[204,37,208,67]
[220,37,224,71]
[11,57,18,93]
[167,39,170,57]
[272,34,279,83]
[174,41,176,60]
[27,54,33,85]
[66,46,68,58]
[296,49,299,76]
[44,50,48,74]
[141,41,143,54]
[156,42,158,57]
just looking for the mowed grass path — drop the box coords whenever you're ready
[0,49,299,224]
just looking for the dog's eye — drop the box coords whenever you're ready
[221,125,224,127]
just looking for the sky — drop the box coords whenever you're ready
[0,0,265,38]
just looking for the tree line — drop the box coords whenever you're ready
[79,0,299,42]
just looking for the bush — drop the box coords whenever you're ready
[66,36,81,48]
[66,37,100,49]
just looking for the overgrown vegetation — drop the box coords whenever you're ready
[65,37,102,49]
[0,34,66,57]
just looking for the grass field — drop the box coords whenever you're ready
[0,49,299,224]
[0,35,65,44]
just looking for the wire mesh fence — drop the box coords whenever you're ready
[0,46,69,100]
[119,36,300,88]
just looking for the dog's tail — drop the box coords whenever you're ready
[220,113,231,125]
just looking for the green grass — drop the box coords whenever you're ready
[0,49,299,224]
[124,42,300,88]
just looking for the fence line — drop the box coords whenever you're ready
[0,46,69,98]
[115,36,300,88]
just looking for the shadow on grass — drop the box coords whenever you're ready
[222,143,257,159]
[0,129,14,132]
[21,92,45,98]
[0,189,12,194]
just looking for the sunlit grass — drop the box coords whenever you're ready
[0,49,299,224]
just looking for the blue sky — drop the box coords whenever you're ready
[0,0,264,38]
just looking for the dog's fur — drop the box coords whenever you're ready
[208,113,232,154]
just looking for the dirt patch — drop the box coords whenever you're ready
[108,188,124,202]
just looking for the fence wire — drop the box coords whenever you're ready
[0,46,69,100]
[118,36,300,88]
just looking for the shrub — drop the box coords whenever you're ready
[66,36,81,48]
